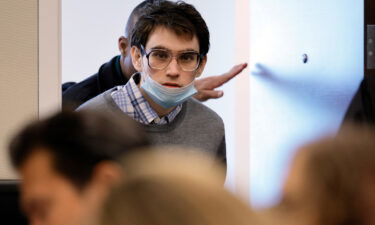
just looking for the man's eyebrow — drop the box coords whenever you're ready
[149,45,168,50]
[149,45,199,53]
[180,48,199,52]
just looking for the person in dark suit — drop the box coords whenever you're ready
[342,75,375,125]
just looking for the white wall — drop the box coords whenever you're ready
[249,0,364,207]
[62,0,138,83]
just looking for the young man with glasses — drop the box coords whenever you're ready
[78,0,226,167]
[62,0,247,110]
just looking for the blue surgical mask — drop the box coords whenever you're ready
[140,73,197,109]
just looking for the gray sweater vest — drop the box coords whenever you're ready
[78,88,226,164]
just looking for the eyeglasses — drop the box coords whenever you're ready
[140,45,203,72]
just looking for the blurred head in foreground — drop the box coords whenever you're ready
[269,126,375,225]
[99,149,255,225]
[8,110,149,225]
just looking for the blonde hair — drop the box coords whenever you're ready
[290,126,375,225]
[100,147,256,225]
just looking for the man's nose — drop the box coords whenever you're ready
[166,58,180,77]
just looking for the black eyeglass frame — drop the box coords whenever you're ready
[139,45,204,72]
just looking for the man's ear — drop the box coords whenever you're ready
[130,46,143,72]
[118,36,129,56]
[195,56,207,78]
[91,161,123,188]
[81,161,123,217]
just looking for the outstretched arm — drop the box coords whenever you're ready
[193,63,248,102]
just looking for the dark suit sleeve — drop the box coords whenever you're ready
[342,76,375,125]
[62,82,76,92]
[62,75,100,110]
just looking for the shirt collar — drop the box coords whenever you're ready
[112,73,182,125]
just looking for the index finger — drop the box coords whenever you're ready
[213,63,248,87]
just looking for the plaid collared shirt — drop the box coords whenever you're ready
[111,73,182,125]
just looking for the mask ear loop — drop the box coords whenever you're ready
[140,51,151,85]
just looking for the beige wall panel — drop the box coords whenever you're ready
[0,0,39,178]
[39,0,61,118]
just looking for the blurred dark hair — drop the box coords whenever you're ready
[9,110,149,189]
[130,0,210,56]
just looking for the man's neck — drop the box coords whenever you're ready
[119,55,133,80]
[139,85,175,117]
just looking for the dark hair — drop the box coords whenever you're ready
[125,0,166,38]
[130,0,210,56]
[9,110,149,189]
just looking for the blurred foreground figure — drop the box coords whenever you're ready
[99,150,257,225]
[8,110,149,225]
[263,126,375,225]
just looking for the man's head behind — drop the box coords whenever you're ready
[121,1,166,79]
[130,0,210,57]
[124,0,163,38]
[9,110,149,225]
